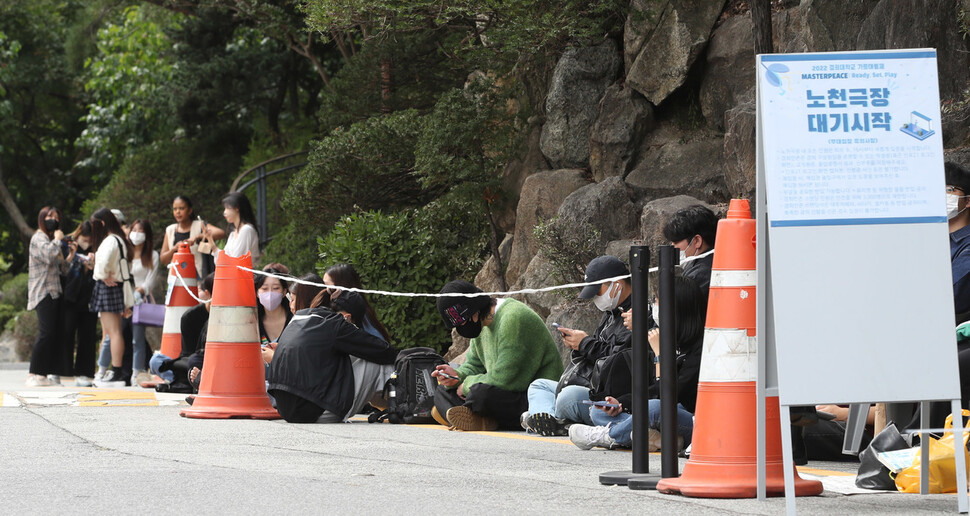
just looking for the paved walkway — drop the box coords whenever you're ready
[0,363,962,514]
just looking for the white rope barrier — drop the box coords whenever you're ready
[167,249,714,300]
[167,262,210,304]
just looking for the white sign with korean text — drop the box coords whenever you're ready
[760,49,945,227]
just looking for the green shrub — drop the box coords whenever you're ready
[0,303,17,330]
[534,216,603,285]
[318,196,488,352]
[9,309,36,361]
[260,221,320,275]
[0,272,28,312]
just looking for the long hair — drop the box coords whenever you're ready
[291,273,325,312]
[90,208,133,258]
[70,220,93,251]
[130,219,154,269]
[324,263,390,341]
[222,192,257,236]
[36,206,63,240]
[672,276,706,353]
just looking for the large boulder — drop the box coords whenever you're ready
[556,176,642,244]
[505,169,591,287]
[624,123,730,204]
[723,100,757,200]
[640,195,722,255]
[856,0,970,105]
[545,299,604,368]
[513,254,567,319]
[589,84,655,182]
[624,0,669,73]
[496,125,551,233]
[627,0,728,105]
[699,13,754,131]
[540,41,622,169]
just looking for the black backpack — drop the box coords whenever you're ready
[369,347,446,424]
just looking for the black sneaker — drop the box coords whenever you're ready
[531,412,569,436]
[94,368,129,388]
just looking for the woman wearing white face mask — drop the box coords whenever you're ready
[128,219,159,385]
[256,264,293,348]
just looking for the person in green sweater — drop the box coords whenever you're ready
[431,280,563,431]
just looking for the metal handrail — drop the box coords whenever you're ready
[230,150,310,248]
[229,150,310,193]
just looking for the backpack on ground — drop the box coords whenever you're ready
[368,347,446,424]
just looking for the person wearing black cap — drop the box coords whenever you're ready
[267,291,396,423]
[523,255,633,436]
[431,280,563,431]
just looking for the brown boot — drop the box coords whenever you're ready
[446,406,498,431]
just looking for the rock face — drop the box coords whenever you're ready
[556,177,642,244]
[504,169,591,287]
[627,0,728,105]
[640,195,722,253]
[722,100,757,199]
[589,84,655,182]
[545,299,604,368]
[856,0,970,102]
[474,233,514,293]
[513,254,568,319]
[624,0,669,72]
[496,125,551,233]
[699,13,754,131]
[539,41,622,169]
[624,124,729,204]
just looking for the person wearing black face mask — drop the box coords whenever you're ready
[431,280,563,432]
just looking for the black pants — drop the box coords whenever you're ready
[793,420,871,462]
[59,302,98,377]
[433,383,528,430]
[29,295,61,376]
[272,389,324,423]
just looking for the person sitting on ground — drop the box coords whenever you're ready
[431,280,564,431]
[257,263,293,352]
[267,291,396,423]
[151,273,214,393]
[662,204,718,298]
[263,273,325,365]
[322,263,390,342]
[569,276,705,451]
[524,255,632,436]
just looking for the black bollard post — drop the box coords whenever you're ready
[628,245,680,490]
[599,245,658,486]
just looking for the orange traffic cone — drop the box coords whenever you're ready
[160,242,200,359]
[180,252,279,419]
[657,199,822,498]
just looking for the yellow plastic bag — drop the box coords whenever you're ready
[895,410,970,494]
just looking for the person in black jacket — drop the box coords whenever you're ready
[152,273,214,393]
[662,204,718,299]
[60,221,98,386]
[268,291,396,423]
[569,276,705,451]
[523,255,633,436]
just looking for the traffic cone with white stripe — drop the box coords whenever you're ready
[160,242,200,359]
[180,252,279,419]
[656,199,821,498]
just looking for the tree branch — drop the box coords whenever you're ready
[0,159,34,242]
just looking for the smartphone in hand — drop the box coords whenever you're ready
[583,400,620,408]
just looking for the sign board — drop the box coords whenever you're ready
[757,49,960,405]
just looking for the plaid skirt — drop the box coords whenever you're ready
[89,281,125,314]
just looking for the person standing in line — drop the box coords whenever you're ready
[59,221,98,386]
[128,219,160,386]
[26,206,74,387]
[89,208,135,388]
[207,192,259,262]
[160,195,222,278]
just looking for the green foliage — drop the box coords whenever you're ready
[0,273,29,313]
[284,109,432,231]
[534,217,603,285]
[78,5,183,169]
[0,304,17,331]
[10,309,37,361]
[317,196,488,352]
[81,140,236,248]
[260,216,320,275]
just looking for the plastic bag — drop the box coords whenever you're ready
[894,410,970,494]
[856,422,908,490]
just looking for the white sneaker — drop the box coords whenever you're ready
[94,369,126,388]
[94,368,106,382]
[47,375,61,386]
[75,376,94,387]
[568,424,617,450]
[25,374,52,387]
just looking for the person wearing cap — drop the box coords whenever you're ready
[662,204,718,299]
[522,255,633,436]
[267,291,396,423]
[110,208,129,236]
[431,280,563,431]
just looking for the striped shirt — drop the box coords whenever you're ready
[27,231,68,310]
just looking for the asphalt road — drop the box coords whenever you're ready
[0,364,962,515]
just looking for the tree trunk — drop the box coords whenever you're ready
[751,0,773,55]
[0,159,34,242]
[380,59,392,115]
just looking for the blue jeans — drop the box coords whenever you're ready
[132,323,147,371]
[590,400,694,447]
[148,352,175,383]
[526,378,593,425]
